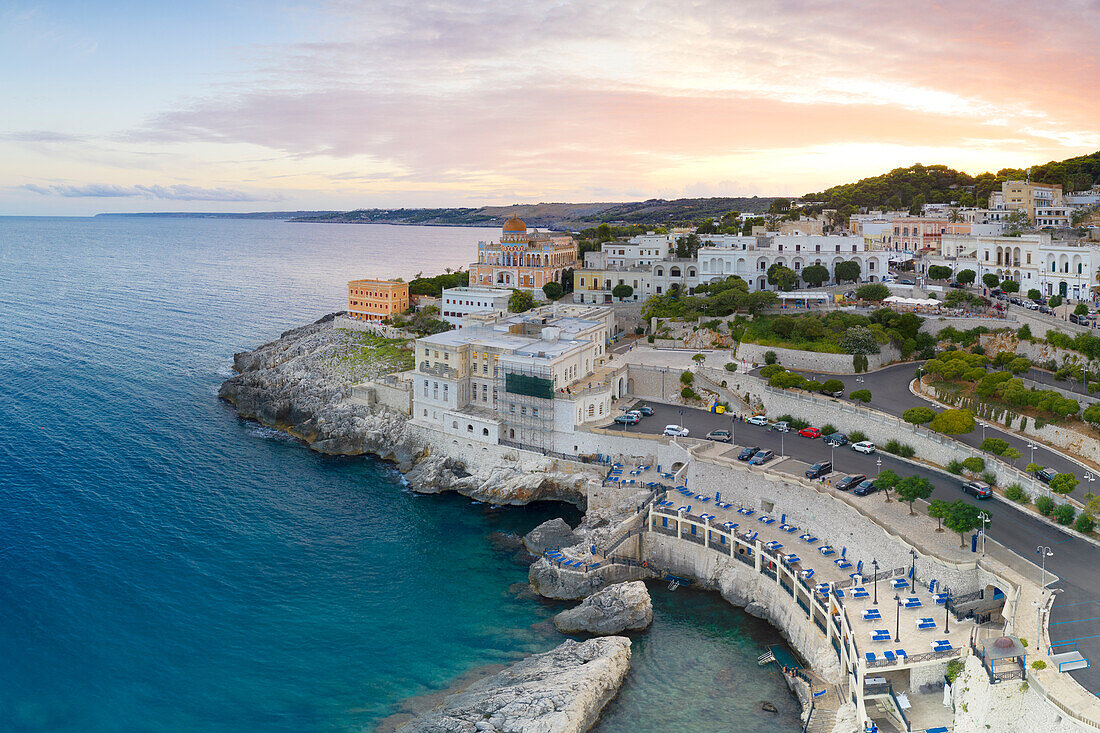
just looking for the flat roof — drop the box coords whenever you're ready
[418,326,586,358]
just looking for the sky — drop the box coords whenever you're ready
[3,0,1100,216]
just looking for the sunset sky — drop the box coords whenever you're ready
[4,0,1099,215]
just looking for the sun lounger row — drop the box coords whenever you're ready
[758,515,775,524]
[738,507,754,516]
[904,597,922,609]
[866,649,908,663]
[764,540,782,551]
[916,617,937,630]
[871,630,892,642]
[862,609,882,621]
[780,523,797,533]
[799,533,818,544]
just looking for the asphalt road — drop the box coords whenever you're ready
[757,361,1098,505]
[608,400,1100,691]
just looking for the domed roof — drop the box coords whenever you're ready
[502,215,527,233]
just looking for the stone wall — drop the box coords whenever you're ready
[919,316,1016,335]
[1012,308,1094,341]
[734,342,901,373]
[351,379,413,415]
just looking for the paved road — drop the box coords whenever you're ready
[758,361,1098,505]
[609,400,1100,691]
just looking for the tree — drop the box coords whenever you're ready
[1027,289,1042,301]
[767,263,797,291]
[611,283,633,300]
[542,281,564,300]
[764,350,778,365]
[980,437,1010,455]
[508,289,535,313]
[896,476,933,515]
[1076,303,1090,316]
[928,499,950,531]
[1002,446,1021,465]
[1083,403,1100,427]
[856,283,891,302]
[1050,294,1063,308]
[982,273,1001,290]
[930,408,975,435]
[692,353,706,364]
[834,260,861,283]
[850,389,872,404]
[902,407,936,425]
[801,264,830,287]
[1001,279,1020,294]
[1006,209,1030,233]
[928,265,953,281]
[842,326,880,354]
[561,268,575,293]
[956,269,976,286]
[943,501,988,547]
[595,223,613,242]
[821,378,845,394]
[875,470,900,501]
[1050,473,1080,496]
[1025,462,1043,476]
[680,371,694,385]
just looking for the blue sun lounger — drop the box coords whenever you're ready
[784,555,800,564]
[764,540,783,551]
[932,641,953,653]
[819,545,835,556]
[894,649,908,660]
[916,618,936,630]
[801,568,815,579]
[871,630,891,642]
[863,609,882,621]
[883,650,897,662]
[866,652,877,663]
[904,597,922,609]
[891,578,910,589]
[835,559,852,569]
[851,587,869,599]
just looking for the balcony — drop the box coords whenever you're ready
[418,362,457,378]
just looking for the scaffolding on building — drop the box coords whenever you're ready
[496,361,557,453]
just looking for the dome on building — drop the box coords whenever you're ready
[502,215,527,233]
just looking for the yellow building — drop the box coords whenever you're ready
[346,278,409,321]
[469,216,578,291]
[990,180,1063,222]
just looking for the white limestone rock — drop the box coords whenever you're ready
[524,519,579,556]
[396,637,632,733]
[552,581,653,635]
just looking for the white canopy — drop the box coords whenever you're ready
[777,291,831,300]
[885,295,941,306]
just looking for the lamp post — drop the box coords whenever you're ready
[1037,546,1054,589]
[781,431,786,458]
[980,512,990,557]
[981,423,987,442]
[730,415,736,447]
[872,559,880,605]
[678,408,684,433]
[894,593,902,643]
[909,548,917,582]
[876,457,882,476]
[1085,472,1096,500]
[944,589,951,634]
[1027,442,1037,467]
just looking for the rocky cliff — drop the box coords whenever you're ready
[396,637,632,733]
[219,316,599,505]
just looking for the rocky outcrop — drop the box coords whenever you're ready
[220,316,599,505]
[396,637,632,733]
[524,519,579,556]
[552,581,653,635]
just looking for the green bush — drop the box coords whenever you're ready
[820,423,838,436]
[789,417,810,430]
[961,456,985,473]
[981,470,998,486]
[946,658,965,683]
[1052,503,1076,525]
[1005,483,1029,503]
[764,350,778,365]
[980,437,1010,455]
[947,459,965,475]
[759,364,786,379]
[1032,660,1047,671]
[647,334,654,343]
[849,430,868,443]
[883,440,915,457]
[724,362,737,372]
[1073,513,1096,534]
[681,386,698,400]
[1035,496,1055,516]
[680,371,694,385]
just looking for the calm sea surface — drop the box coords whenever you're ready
[0,217,799,732]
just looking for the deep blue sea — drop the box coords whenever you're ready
[0,217,800,732]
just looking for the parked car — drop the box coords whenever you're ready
[626,410,643,420]
[1036,467,1058,483]
[747,415,769,426]
[835,474,866,491]
[772,421,791,432]
[798,427,822,439]
[830,390,844,398]
[899,278,915,285]
[738,446,761,461]
[663,425,689,437]
[614,414,639,425]
[806,461,833,480]
[823,432,848,446]
[636,405,653,416]
[705,429,732,443]
[852,441,877,454]
[852,479,879,496]
[950,282,964,289]
[1039,306,1054,315]
[962,481,992,499]
[750,450,775,465]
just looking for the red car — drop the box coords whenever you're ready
[799,427,822,438]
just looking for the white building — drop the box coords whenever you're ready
[695,234,892,290]
[440,286,513,328]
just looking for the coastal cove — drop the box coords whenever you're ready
[0,217,801,732]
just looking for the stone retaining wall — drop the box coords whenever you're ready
[734,342,901,373]
[351,379,413,414]
[919,316,1016,335]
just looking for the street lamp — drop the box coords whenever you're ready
[944,589,951,634]
[781,431,786,458]
[872,559,880,605]
[909,548,917,582]
[1085,472,1096,500]
[980,512,990,557]
[982,423,987,442]
[1027,443,1037,466]
[894,594,902,642]
[678,408,684,433]
[1037,546,1054,588]
[730,415,736,447]
[876,457,882,475]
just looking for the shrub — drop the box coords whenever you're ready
[1035,496,1055,516]
[1074,513,1096,534]
[542,281,564,300]
[849,430,868,443]
[764,350,778,365]
[981,470,998,486]
[947,459,965,475]
[980,437,1010,455]
[680,386,698,400]
[1005,483,1029,503]
[883,440,915,457]
[961,456,985,473]
[635,326,645,335]
[1052,503,1076,525]
[1032,660,1047,671]
[647,334,654,343]
[946,658,966,683]
[789,417,810,430]
[680,371,694,385]
[759,364,786,379]
[724,362,737,372]
[820,423,838,436]
[903,407,937,424]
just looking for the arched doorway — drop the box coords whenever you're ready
[1060,281,1068,297]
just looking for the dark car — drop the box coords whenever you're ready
[806,461,833,480]
[613,414,639,425]
[750,450,775,465]
[1040,306,1054,315]
[962,481,992,499]
[637,405,654,416]
[738,446,761,461]
[835,474,865,491]
[852,479,879,496]
[823,432,848,446]
[898,278,915,285]
[1036,467,1058,484]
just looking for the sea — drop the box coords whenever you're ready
[0,216,801,732]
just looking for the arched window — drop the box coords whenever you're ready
[670,266,681,277]
[482,427,489,436]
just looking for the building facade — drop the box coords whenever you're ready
[468,217,578,292]
[989,180,1064,222]
[346,279,410,321]
[440,286,513,328]
[696,235,891,290]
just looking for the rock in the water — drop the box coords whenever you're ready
[552,581,653,635]
[523,518,579,556]
[396,637,632,733]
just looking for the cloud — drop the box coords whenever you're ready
[2,130,85,143]
[19,183,279,201]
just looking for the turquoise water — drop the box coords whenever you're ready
[0,217,799,731]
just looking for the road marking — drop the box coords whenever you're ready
[1050,616,1100,626]
[1054,599,1100,609]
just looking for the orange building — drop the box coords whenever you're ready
[469,216,578,291]
[346,278,409,321]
